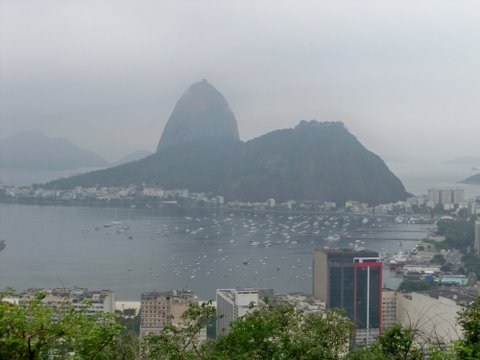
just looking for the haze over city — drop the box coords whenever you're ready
[2,0,480,165]
[3,1,480,358]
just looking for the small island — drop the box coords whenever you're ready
[460,173,480,185]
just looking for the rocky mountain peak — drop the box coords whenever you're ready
[156,80,239,152]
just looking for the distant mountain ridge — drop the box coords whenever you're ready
[45,120,408,205]
[0,130,107,170]
[446,156,480,165]
[110,150,153,167]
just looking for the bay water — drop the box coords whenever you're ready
[0,203,426,300]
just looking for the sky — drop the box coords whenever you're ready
[1,0,480,164]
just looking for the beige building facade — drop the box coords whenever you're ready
[396,291,466,345]
[382,289,397,331]
[140,289,197,339]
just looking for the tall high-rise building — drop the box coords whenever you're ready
[216,288,273,336]
[313,248,382,346]
[475,220,480,253]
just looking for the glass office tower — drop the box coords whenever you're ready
[313,249,382,346]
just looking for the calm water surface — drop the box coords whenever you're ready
[0,203,427,300]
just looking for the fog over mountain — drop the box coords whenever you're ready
[46,81,408,205]
[2,1,480,164]
[45,120,408,204]
[0,130,107,170]
[446,157,480,165]
[110,150,153,167]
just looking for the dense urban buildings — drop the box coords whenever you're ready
[3,288,115,315]
[313,248,383,346]
[140,289,197,339]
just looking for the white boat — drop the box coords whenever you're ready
[324,235,340,242]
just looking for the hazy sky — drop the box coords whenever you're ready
[1,0,480,162]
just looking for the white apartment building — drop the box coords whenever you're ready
[427,188,465,208]
[216,288,271,336]
[475,220,480,253]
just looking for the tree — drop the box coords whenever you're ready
[461,253,480,279]
[375,325,423,360]
[348,325,422,360]
[347,324,456,360]
[0,289,125,360]
[144,302,352,360]
[436,220,475,251]
[213,304,352,360]
[398,280,438,292]
[441,263,454,273]
[116,309,141,336]
[455,297,480,359]
[431,254,446,265]
[144,301,216,360]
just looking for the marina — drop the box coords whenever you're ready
[0,203,429,299]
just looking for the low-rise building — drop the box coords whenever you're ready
[265,198,276,208]
[143,187,165,197]
[439,275,468,286]
[4,288,115,315]
[274,292,325,314]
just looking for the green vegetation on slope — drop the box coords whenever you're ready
[435,219,475,251]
